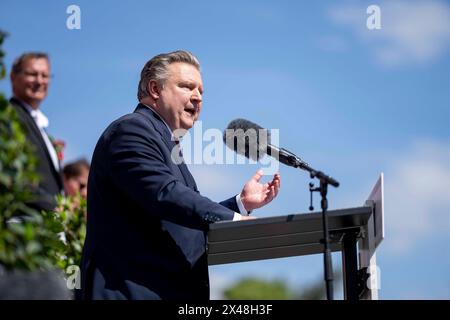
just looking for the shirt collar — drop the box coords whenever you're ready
[14,97,49,129]
[141,103,181,142]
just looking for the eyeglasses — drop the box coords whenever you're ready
[20,70,54,80]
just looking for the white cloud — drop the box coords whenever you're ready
[328,0,450,66]
[384,140,450,252]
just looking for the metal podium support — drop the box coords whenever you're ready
[207,174,384,300]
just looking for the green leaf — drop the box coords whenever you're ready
[7,222,26,235]
[25,241,42,255]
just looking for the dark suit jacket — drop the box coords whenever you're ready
[9,97,63,211]
[80,104,239,300]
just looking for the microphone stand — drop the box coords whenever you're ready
[308,171,336,300]
[277,148,340,300]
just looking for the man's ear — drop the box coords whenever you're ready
[148,80,161,100]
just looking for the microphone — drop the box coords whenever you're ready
[223,118,339,187]
[223,118,306,168]
[224,119,339,302]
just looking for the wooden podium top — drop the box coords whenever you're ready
[208,206,372,265]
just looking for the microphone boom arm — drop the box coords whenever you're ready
[298,164,340,188]
[267,145,340,188]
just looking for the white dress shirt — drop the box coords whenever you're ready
[141,103,248,221]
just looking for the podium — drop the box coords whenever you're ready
[208,174,384,300]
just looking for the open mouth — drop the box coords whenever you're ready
[29,85,46,94]
[184,108,196,117]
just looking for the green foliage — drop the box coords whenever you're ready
[223,269,343,300]
[223,277,294,300]
[0,30,7,81]
[0,29,63,271]
[0,101,87,271]
[0,81,65,270]
[295,269,342,300]
[295,280,326,300]
[0,29,85,274]
[52,194,87,270]
[0,31,8,113]
[0,102,66,272]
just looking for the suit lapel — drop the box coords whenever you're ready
[177,159,198,192]
[11,98,48,152]
[10,98,62,188]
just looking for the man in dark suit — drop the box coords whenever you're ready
[9,52,63,211]
[80,50,281,300]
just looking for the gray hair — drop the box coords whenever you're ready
[11,52,49,74]
[137,50,200,101]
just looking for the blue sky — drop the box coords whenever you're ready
[1,0,449,299]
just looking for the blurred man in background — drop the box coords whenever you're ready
[9,52,63,211]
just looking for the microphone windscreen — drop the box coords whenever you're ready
[223,118,270,161]
[226,118,263,132]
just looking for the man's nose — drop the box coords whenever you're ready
[191,89,202,103]
[36,74,48,84]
